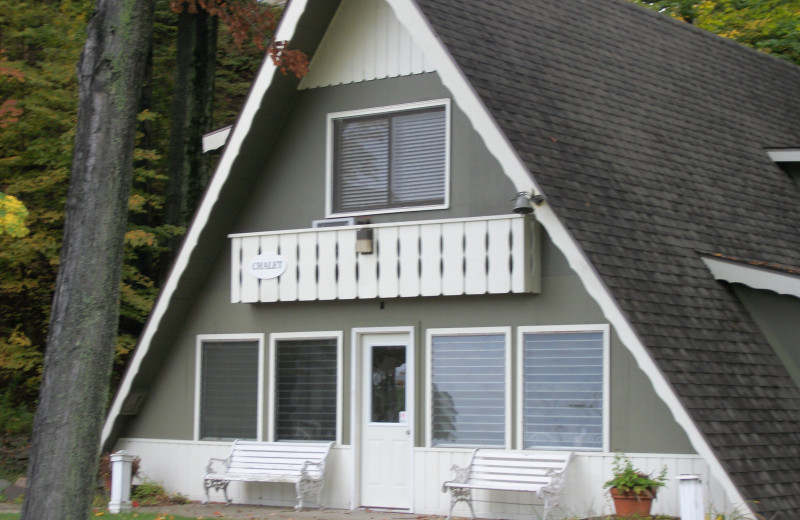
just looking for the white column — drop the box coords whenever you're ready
[677,474,704,520]
[108,451,135,514]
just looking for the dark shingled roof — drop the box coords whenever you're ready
[415,0,800,517]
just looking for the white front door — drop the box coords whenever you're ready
[359,332,413,509]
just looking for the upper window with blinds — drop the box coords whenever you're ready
[328,100,450,216]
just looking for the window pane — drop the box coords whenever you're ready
[200,341,259,440]
[335,118,388,212]
[431,334,505,447]
[276,338,337,441]
[371,346,406,423]
[523,331,604,450]
[391,109,446,204]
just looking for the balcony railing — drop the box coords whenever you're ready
[229,215,539,303]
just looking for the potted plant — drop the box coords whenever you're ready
[603,453,667,517]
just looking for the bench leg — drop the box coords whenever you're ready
[203,479,231,505]
[447,487,475,520]
[296,479,324,511]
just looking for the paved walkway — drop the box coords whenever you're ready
[0,502,449,520]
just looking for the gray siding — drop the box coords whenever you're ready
[121,73,694,455]
[233,73,513,233]
[734,285,800,388]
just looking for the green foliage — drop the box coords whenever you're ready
[0,0,264,416]
[603,453,668,497]
[633,0,800,66]
[131,479,189,506]
[0,193,28,238]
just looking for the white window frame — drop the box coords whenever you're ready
[426,327,512,448]
[194,333,266,442]
[269,331,344,445]
[325,99,451,218]
[516,324,610,452]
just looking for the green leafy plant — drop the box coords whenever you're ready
[130,478,189,506]
[603,452,668,497]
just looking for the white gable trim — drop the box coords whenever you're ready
[387,0,749,510]
[202,125,231,153]
[101,0,311,447]
[766,148,800,162]
[703,256,800,298]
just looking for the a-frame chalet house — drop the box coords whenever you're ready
[101,0,800,518]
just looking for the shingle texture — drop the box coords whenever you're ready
[415,0,800,517]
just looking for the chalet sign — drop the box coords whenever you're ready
[249,253,287,280]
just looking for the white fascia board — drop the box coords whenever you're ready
[202,126,232,153]
[388,0,749,510]
[766,148,800,163]
[703,256,800,298]
[101,0,311,447]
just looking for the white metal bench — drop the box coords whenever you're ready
[442,449,572,520]
[203,440,333,509]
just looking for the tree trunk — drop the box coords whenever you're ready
[20,1,154,519]
[164,8,217,267]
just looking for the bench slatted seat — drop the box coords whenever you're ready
[203,440,333,510]
[442,449,572,520]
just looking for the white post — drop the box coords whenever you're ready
[677,474,704,520]
[108,451,135,514]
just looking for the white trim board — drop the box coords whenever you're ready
[766,148,800,162]
[702,256,800,299]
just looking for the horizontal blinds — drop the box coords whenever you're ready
[391,110,446,203]
[431,334,506,447]
[200,341,259,440]
[335,118,389,212]
[276,338,337,441]
[522,331,603,450]
[333,106,446,213]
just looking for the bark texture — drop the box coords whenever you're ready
[20,1,155,519]
[165,8,217,244]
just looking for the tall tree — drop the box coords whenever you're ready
[164,7,217,251]
[20,0,155,518]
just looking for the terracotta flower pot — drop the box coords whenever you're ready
[610,487,655,517]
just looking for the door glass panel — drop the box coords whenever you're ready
[371,346,406,423]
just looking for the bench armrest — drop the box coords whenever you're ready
[205,456,230,475]
[441,463,471,492]
[300,459,326,480]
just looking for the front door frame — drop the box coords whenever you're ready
[351,326,415,511]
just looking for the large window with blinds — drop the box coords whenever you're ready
[196,336,262,441]
[519,327,607,451]
[428,329,510,447]
[328,100,449,215]
[273,336,339,441]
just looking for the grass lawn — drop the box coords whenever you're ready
[0,514,203,520]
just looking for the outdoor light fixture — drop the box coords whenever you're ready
[512,191,545,214]
[356,226,374,254]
